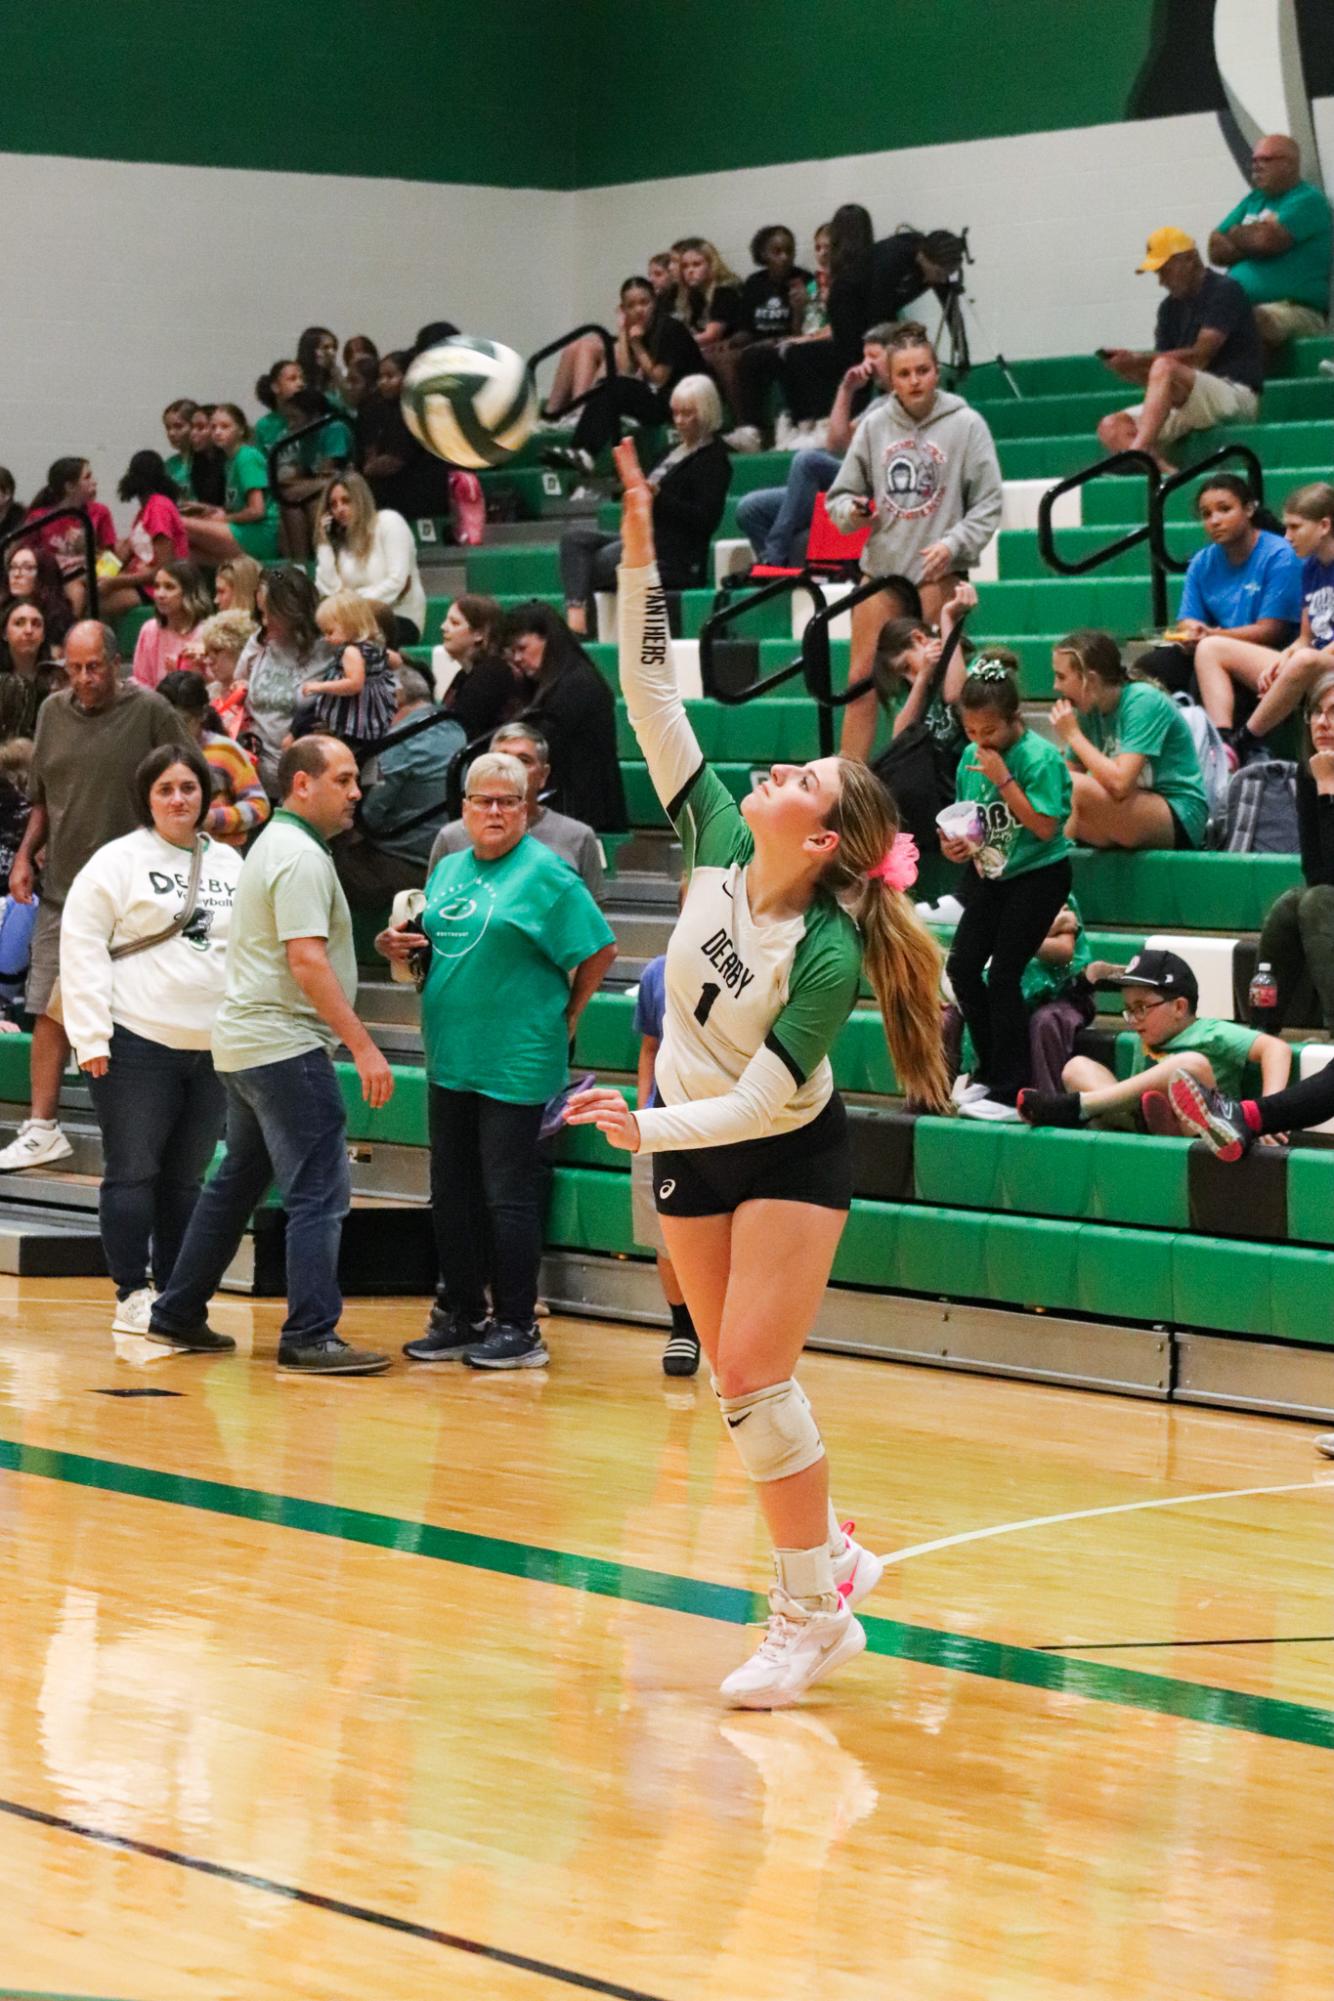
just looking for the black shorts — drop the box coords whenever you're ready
[652,1094,852,1219]
[1167,805,1195,850]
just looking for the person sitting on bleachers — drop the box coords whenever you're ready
[546,276,705,476]
[559,375,729,635]
[736,321,896,565]
[356,350,446,520]
[130,560,212,691]
[1050,629,1209,851]
[502,602,627,832]
[1096,229,1263,473]
[778,204,874,440]
[180,405,280,566]
[432,593,523,735]
[24,457,117,616]
[430,721,603,901]
[296,324,346,409]
[1135,473,1302,697]
[1248,670,1334,1033]
[1019,948,1289,1134]
[213,556,261,616]
[647,252,680,316]
[675,239,742,358]
[1,546,72,652]
[99,451,191,621]
[0,600,62,741]
[1193,481,1334,761]
[160,399,197,491]
[184,609,255,740]
[715,225,809,447]
[828,323,1003,759]
[183,405,226,510]
[1207,134,1331,353]
[868,579,977,844]
[313,470,426,645]
[334,666,461,909]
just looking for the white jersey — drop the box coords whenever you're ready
[619,564,862,1153]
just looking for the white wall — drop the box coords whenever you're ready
[0,152,578,520]
[574,105,1334,363]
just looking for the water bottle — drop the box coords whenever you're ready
[1249,960,1278,1016]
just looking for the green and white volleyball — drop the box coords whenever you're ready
[400,336,537,468]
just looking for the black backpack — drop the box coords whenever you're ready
[870,609,970,846]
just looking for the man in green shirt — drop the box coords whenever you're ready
[1208,133,1331,350]
[148,736,395,1375]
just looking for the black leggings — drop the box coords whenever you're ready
[1251,1064,1334,1136]
[573,376,670,459]
[946,858,1074,1103]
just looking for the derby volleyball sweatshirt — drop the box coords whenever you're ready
[58,827,242,1065]
[826,390,1003,578]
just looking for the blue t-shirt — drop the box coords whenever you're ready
[1302,553,1334,650]
[1179,529,1303,632]
[632,954,667,1107]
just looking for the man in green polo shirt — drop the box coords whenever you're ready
[147,736,394,1374]
[1208,133,1331,351]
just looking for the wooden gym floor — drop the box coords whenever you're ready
[0,1277,1331,2001]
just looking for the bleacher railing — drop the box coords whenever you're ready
[1,507,96,619]
[1037,442,1264,629]
[527,325,619,421]
[262,410,353,501]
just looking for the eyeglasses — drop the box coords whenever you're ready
[464,793,524,813]
[1122,997,1172,1023]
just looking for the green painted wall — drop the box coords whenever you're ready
[6,0,1167,190]
[4,2,581,188]
[575,0,1161,185]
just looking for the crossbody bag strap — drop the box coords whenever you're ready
[108,837,205,962]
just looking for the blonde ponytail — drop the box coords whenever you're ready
[827,760,951,1111]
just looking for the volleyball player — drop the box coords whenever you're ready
[567,441,949,1708]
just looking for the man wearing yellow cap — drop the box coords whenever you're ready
[1096,229,1263,471]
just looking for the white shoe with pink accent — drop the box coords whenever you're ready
[831,1521,886,1608]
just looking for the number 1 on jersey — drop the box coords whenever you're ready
[694,981,720,1027]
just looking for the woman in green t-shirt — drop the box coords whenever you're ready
[183,404,280,567]
[942,664,1074,1119]
[1051,628,1209,850]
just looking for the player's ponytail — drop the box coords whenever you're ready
[826,760,950,1111]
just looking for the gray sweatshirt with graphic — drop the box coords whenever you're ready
[826,390,1003,577]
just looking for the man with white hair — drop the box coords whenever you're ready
[1208,133,1331,351]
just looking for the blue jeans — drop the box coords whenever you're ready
[735,449,841,566]
[429,1086,546,1330]
[88,1027,226,1297]
[152,1048,351,1348]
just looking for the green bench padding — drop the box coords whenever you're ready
[1069,850,1304,931]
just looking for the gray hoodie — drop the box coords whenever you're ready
[826,390,1003,578]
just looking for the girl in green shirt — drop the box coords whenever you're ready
[1052,628,1209,849]
[182,404,280,567]
[943,664,1074,1118]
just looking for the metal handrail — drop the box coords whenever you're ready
[264,409,352,496]
[698,571,829,708]
[528,324,619,420]
[800,571,916,721]
[1150,443,1264,574]
[1,506,96,618]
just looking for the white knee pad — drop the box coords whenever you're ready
[714,1377,824,1482]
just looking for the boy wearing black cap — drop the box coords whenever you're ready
[1018,948,1290,1131]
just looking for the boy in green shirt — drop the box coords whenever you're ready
[1019,948,1290,1132]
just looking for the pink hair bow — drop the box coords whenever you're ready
[867,830,919,892]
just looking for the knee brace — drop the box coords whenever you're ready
[714,1376,824,1483]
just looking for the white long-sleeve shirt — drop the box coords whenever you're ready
[618,564,862,1153]
[58,828,243,1064]
[314,509,428,636]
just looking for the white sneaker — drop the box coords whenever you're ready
[1315,1433,1334,1458]
[958,1097,1021,1122]
[951,1075,989,1108]
[721,1587,866,1709]
[0,1120,73,1171]
[724,425,763,454]
[932,894,965,923]
[111,1287,157,1336]
[773,410,797,450]
[830,1521,886,1608]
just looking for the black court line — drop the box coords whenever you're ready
[1038,1634,1334,1652]
[0,1796,668,2001]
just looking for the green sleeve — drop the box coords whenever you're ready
[1205,1019,1265,1068]
[672,763,752,876]
[541,879,615,972]
[1020,737,1073,821]
[235,445,269,495]
[1215,193,1251,234]
[270,850,334,941]
[1114,686,1170,759]
[1277,182,1331,243]
[766,909,862,1086]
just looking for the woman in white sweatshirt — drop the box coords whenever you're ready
[59,741,243,1339]
[313,470,427,643]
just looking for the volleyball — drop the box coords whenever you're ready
[400,335,537,469]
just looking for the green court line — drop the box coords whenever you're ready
[3,1437,1332,1752]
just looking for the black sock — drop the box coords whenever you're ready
[668,1301,696,1340]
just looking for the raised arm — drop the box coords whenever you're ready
[614,439,709,815]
